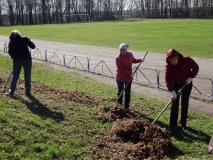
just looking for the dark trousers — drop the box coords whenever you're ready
[10,60,32,95]
[117,80,132,109]
[170,82,192,127]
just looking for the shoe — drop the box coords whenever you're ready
[124,104,129,109]
[6,92,13,97]
[168,125,178,133]
[26,93,32,97]
[182,125,188,131]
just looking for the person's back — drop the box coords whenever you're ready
[6,29,36,97]
[8,32,35,61]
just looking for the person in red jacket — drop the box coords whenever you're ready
[165,48,199,132]
[116,43,144,109]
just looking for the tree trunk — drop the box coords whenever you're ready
[42,0,46,23]
[8,2,15,25]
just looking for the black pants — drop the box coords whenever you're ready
[170,82,192,127]
[117,80,132,109]
[10,60,32,95]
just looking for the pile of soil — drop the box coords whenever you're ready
[97,105,144,122]
[92,105,171,159]
[0,77,101,105]
[32,82,101,105]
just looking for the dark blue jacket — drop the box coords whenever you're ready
[8,34,36,61]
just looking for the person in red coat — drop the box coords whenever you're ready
[116,43,144,109]
[165,48,199,132]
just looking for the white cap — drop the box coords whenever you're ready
[119,43,129,50]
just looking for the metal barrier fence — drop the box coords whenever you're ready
[3,41,213,100]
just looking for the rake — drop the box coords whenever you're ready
[117,52,148,103]
[151,83,187,124]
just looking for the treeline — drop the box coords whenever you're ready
[0,0,212,25]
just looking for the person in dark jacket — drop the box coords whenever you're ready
[165,48,199,132]
[6,29,36,97]
[116,43,145,109]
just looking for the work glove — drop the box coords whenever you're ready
[141,56,145,62]
[185,77,192,85]
[131,73,135,78]
[170,91,177,101]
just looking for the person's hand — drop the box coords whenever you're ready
[170,91,177,101]
[185,77,192,85]
[141,56,145,62]
[131,73,135,78]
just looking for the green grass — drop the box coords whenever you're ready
[0,19,213,159]
[0,19,213,58]
[0,54,213,159]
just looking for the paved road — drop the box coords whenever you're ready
[2,36,213,78]
[0,35,212,116]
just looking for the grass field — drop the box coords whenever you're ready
[0,19,213,159]
[0,19,213,58]
[0,54,213,159]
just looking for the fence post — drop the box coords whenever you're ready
[157,70,160,88]
[101,60,104,73]
[87,57,90,71]
[4,41,7,53]
[45,50,47,61]
[63,54,66,66]
[211,80,213,101]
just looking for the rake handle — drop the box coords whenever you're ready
[4,72,13,88]
[151,83,187,124]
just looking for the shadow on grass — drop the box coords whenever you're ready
[16,95,64,123]
[146,117,211,159]
[154,120,211,143]
[168,126,211,158]
[164,144,184,159]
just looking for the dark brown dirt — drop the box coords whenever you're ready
[91,105,171,159]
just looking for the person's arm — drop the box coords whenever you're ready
[187,57,199,78]
[132,54,141,63]
[165,64,174,92]
[8,42,14,59]
[185,57,199,85]
[24,37,36,49]
[165,65,177,101]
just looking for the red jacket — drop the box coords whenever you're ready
[165,49,199,91]
[116,52,141,82]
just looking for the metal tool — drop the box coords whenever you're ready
[4,71,13,88]
[152,83,187,124]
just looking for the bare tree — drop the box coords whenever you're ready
[201,0,207,18]
[64,0,72,22]
[7,0,15,25]
[101,0,113,20]
[16,0,25,24]
[0,0,2,25]
[210,0,213,18]
[41,0,46,23]
[1,0,213,26]
[132,0,145,18]
[24,0,34,24]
